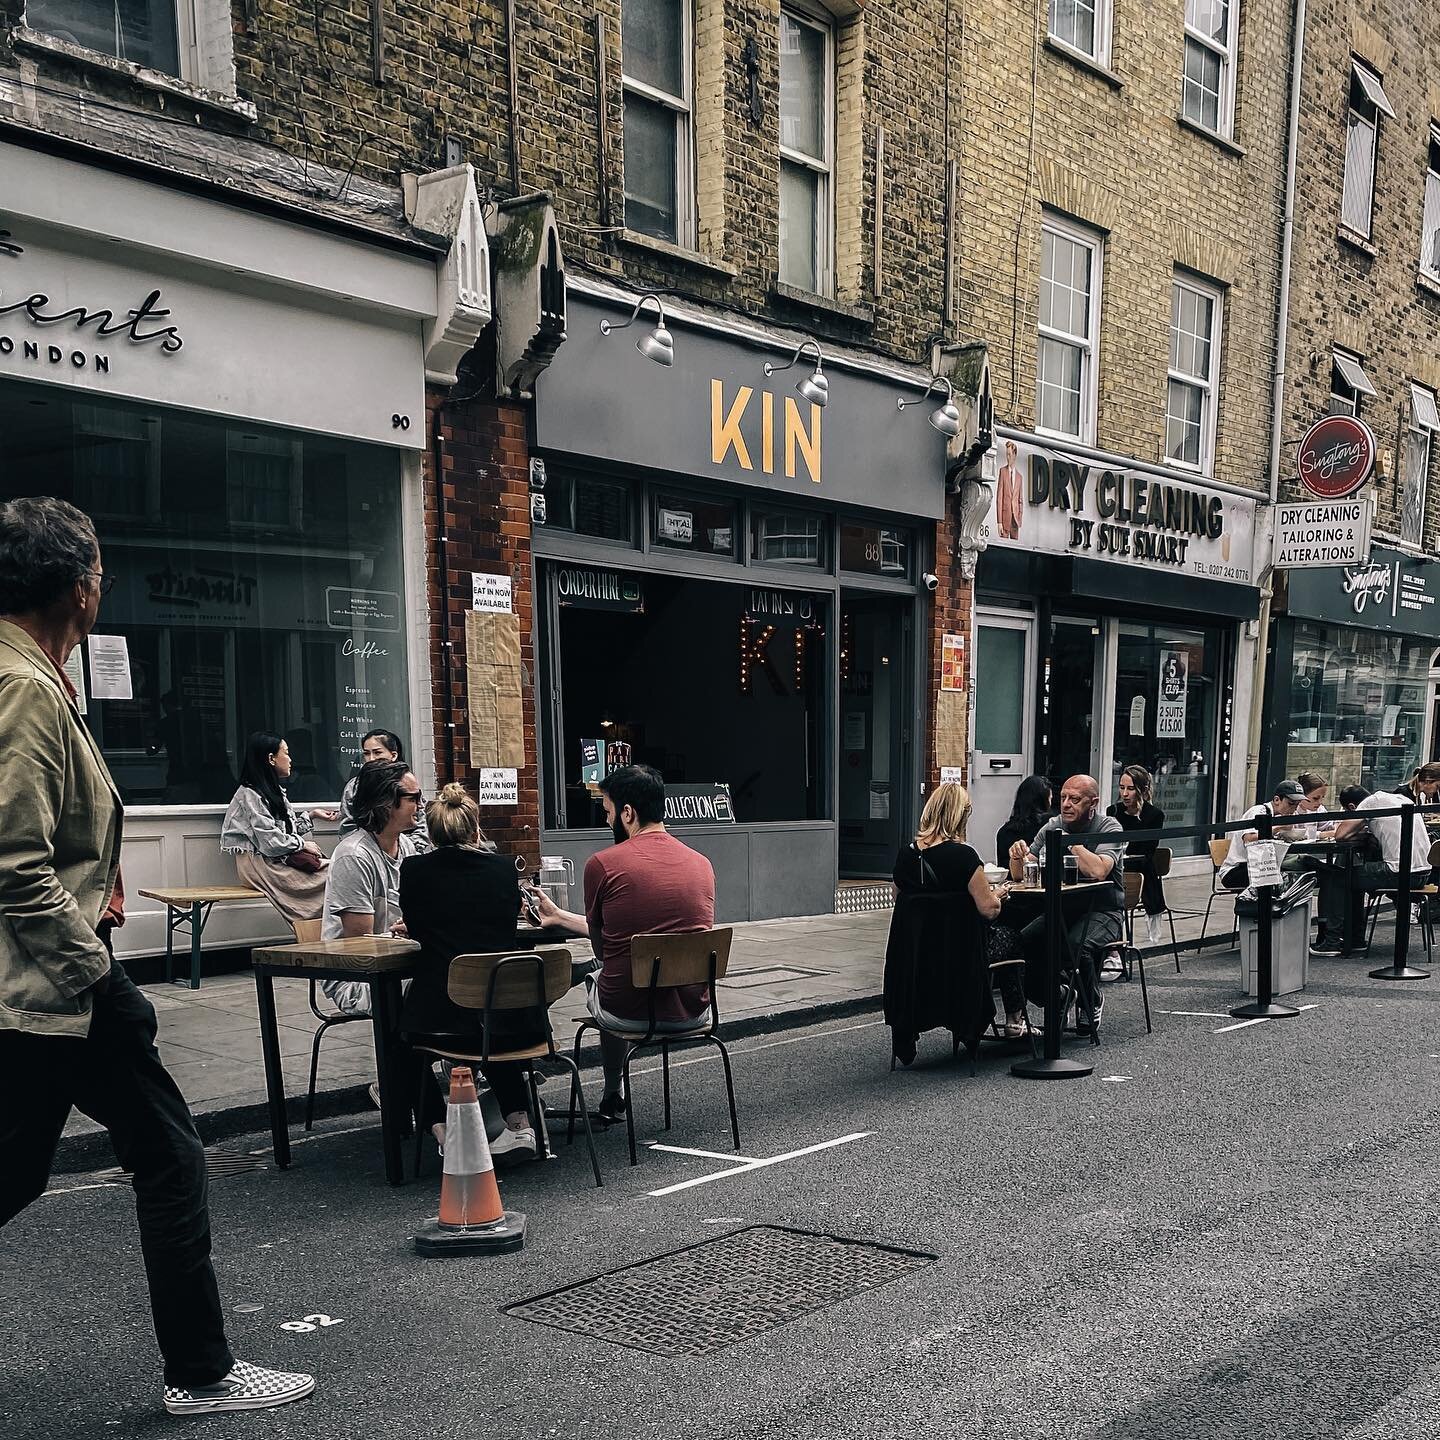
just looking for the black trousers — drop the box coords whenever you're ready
[0,955,234,1388]
[1122,856,1167,914]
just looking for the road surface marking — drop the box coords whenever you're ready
[1213,1003,1318,1034]
[647,1131,873,1197]
[1100,1075,1134,1083]
[648,1143,760,1163]
[1159,1010,1231,1019]
[629,1019,887,1080]
[42,1180,123,1198]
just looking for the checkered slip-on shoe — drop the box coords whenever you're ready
[164,1359,315,1416]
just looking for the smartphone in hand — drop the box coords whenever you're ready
[521,884,543,926]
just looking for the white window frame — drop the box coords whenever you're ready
[1047,0,1111,68]
[778,1,836,297]
[1036,213,1104,446]
[1400,385,1437,548]
[1180,0,1237,138]
[22,0,236,93]
[1341,60,1394,241]
[1165,273,1224,474]
[1329,348,1376,417]
[1420,128,1440,282]
[620,0,696,248]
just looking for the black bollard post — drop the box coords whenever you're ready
[1013,838,1093,1080]
[1371,800,1430,981]
[1231,811,1299,1020]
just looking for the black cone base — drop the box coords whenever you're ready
[1369,965,1430,981]
[1011,1056,1094,1080]
[1229,1000,1300,1018]
[414,1210,526,1256]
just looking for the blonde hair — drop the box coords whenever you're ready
[425,782,482,849]
[915,782,973,849]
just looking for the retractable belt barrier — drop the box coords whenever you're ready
[1013,800,1438,1083]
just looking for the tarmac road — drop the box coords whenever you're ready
[3,951,1439,1440]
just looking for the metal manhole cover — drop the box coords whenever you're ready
[505,1225,935,1356]
[205,1147,267,1180]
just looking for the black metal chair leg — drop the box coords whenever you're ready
[527,1063,551,1161]
[621,1044,639,1167]
[662,1040,672,1130]
[1167,908,1182,973]
[305,1020,328,1132]
[568,1019,593,1145]
[709,1036,741,1152]
[413,1052,432,1180]
[1199,892,1216,946]
[1136,946,1152,1033]
[554,1055,602,1188]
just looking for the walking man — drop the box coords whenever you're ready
[0,497,315,1417]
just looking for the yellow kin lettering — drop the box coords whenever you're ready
[709,379,821,484]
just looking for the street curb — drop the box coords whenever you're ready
[50,991,888,1175]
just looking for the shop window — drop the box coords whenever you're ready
[1287,622,1430,794]
[779,4,835,295]
[1329,348,1375,417]
[651,490,737,556]
[1181,0,1236,137]
[543,567,828,825]
[1341,60,1394,241]
[621,0,694,244]
[1165,274,1222,472]
[1420,129,1440,282]
[0,378,409,808]
[1400,384,1439,547]
[24,0,237,93]
[751,508,828,567]
[1037,214,1102,444]
[543,469,635,543]
[1048,0,1110,65]
[839,521,911,579]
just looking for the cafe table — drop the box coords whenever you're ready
[1284,837,1363,954]
[250,936,420,1186]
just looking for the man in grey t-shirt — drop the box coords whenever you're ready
[319,761,420,1013]
[1007,774,1126,1032]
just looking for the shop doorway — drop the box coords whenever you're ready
[971,611,1034,864]
[1048,616,1105,784]
[838,594,912,876]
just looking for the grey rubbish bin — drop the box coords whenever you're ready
[1236,895,1311,997]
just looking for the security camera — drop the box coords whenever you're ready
[922,572,940,593]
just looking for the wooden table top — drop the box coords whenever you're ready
[251,936,421,973]
[139,886,262,905]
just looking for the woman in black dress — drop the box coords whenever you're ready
[995,774,1053,866]
[398,782,540,1157]
[884,783,1025,1066]
[1107,764,1166,945]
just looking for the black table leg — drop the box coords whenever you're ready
[254,968,291,1169]
[370,976,406,1187]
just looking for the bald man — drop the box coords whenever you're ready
[1008,774,1126,1034]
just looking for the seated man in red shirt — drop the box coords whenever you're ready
[537,765,715,1123]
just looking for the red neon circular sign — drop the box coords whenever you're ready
[1297,415,1376,499]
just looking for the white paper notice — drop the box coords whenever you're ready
[844,712,866,751]
[88,634,133,700]
[1247,840,1282,889]
[472,572,513,613]
[477,768,519,805]
[939,767,963,784]
[1128,696,1145,736]
[63,646,88,714]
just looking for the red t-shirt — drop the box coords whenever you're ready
[583,828,716,1021]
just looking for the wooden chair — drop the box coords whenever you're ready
[293,917,375,1132]
[1198,839,1234,947]
[571,928,739,1167]
[1362,839,1440,960]
[1119,874,1153,1033]
[1127,846,1182,973]
[413,946,601,1187]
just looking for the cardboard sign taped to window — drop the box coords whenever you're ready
[464,610,525,770]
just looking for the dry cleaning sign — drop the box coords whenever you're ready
[1273,498,1373,568]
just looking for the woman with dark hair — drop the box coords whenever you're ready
[220,732,337,923]
[1107,764,1167,946]
[995,774,1053,866]
[338,727,429,850]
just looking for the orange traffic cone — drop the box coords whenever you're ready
[414,1066,526,1256]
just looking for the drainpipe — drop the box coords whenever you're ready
[1246,0,1307,803]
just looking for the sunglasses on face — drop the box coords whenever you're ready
[398,790,423,804]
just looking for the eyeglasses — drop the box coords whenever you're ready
[398,790,423,804]
[88,571,115,596]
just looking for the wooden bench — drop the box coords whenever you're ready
[138,885,264,990]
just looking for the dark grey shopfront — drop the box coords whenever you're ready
[530,287,948,920]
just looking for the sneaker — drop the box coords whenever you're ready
[1076,991,1105,1034]
[164,1360,315,1416]
[489,1125,537,1159]
[1099,950,1124,984]
[1310,942,1345,956]
[1145,914,1164,945]
[367,1081,382,1110]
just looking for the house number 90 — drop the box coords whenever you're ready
[392,414,411,430]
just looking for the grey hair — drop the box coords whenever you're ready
[0,497,98,614]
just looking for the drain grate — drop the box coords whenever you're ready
[506,1225,935,1357]
[205,1147,267,1180]
[834,884,892,915]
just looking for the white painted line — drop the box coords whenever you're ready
[1159,1009,1231,1019]
[647,1130,873,1198]
[628,1019,888,1080]
[647,1142,760,1163]
[42,1181,123,1198]
[1100,1075,1134,1083]
[1213,1003,1318,1034]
